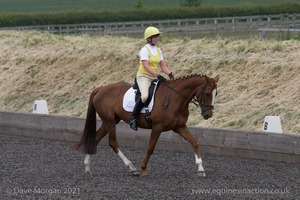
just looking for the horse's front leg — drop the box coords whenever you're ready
[174,126,206,177]
[141,128,162,176]
[195,154,206,177]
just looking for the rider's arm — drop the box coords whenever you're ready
[159,60,171,76]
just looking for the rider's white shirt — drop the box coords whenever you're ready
[139,44,164,61]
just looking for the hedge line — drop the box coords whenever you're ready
[0,2,300,27]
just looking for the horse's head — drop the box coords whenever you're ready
[195,75,219,120]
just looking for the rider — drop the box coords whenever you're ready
[129,26,174,131]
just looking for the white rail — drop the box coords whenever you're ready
[1,13,300,38]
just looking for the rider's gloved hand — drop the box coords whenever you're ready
[168,72,174,80]
[157,74,166,82]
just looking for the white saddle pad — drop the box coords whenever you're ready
[123,82,158,113]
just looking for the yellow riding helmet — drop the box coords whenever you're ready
[144,26,162,39]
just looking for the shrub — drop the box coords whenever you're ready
[0,2,299,27]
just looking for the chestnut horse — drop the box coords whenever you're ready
[74,74,219,177]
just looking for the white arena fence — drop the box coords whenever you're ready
[0,14,300,39]
[0,111,299,163]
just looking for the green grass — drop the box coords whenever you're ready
[203,0,298,7]
[0,0,299,13]
[1,0,299,27]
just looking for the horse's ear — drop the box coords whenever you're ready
[214,75,219,83]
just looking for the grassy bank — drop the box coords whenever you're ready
[0,31,299,134]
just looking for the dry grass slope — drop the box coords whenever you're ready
[0,31,299,134]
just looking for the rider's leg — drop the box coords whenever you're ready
[129,98,144,131]
[129,74,152,131]
[137,73,152,103]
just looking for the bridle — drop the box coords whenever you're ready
[164,81,217,112]
[194,84,216,112]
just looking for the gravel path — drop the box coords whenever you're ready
[0,133,299,200]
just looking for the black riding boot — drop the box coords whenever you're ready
[129,98,144,131]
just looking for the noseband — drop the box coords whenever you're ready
[194,84,216,112]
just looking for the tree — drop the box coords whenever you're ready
[180,0,202,7]
[135,0,143,9]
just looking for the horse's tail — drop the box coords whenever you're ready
[73,89,98,154]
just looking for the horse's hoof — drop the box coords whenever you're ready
[141,171,148,177]
[129,169,139,176]
[84,171,92,178]
[198,171,207,177]
[84,167,92,174]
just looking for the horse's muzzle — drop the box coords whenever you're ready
[203,114,210,120]
[201,110,212,120]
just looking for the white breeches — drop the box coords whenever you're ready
[136,73,155,103]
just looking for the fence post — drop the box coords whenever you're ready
[220,27,224,39]
[259,30,266,40]
[232,18,235,30]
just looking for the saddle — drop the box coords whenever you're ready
[132,78,158,106]
[123,79,159,128]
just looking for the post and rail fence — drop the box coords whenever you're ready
[1,13,300,39]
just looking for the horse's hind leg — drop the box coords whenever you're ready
[105,122,138,175]
[117,149,138,175]
[84,124,108,174]
[174,126,206,177]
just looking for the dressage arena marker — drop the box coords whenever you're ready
[32,100,49,114]
[262,116,283,133]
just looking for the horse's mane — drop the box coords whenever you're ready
[167,73,206,82]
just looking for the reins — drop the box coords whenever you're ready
[163,80,197,109]
[163,80,173,109]
[163,81,215,110]
[164,81,199,107]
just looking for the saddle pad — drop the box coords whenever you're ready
[123,84,158,113]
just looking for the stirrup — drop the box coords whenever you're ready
[129,119,138,131]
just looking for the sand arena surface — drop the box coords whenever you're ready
[0,133,299,199]
[0,31,299,133]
